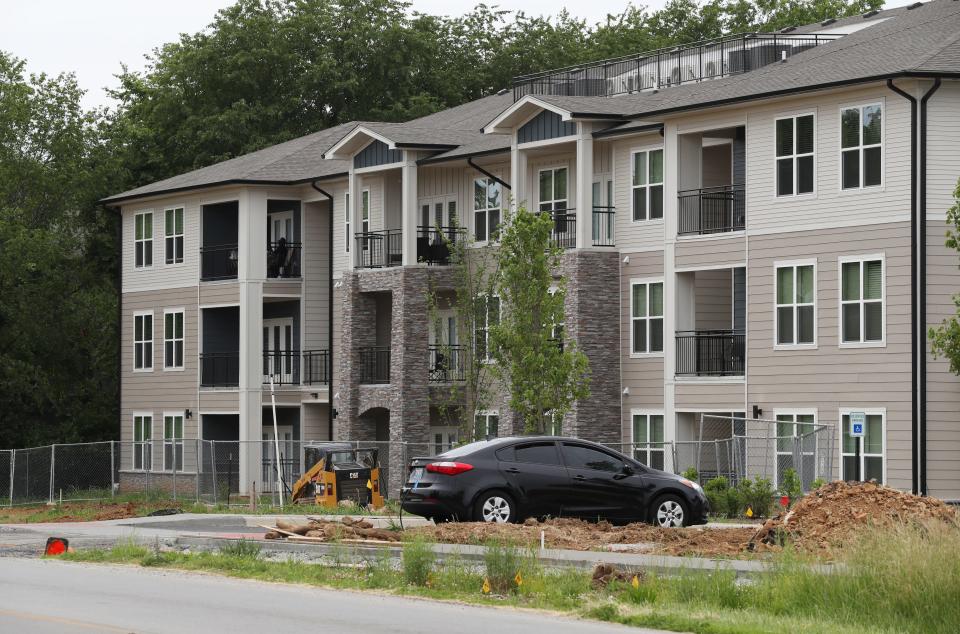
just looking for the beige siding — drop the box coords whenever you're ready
[302,403,331,441]
[611,132,665,251]
[360,173,386,232]
[262,280,301,296]
[747,222,913,490]
[621,250,665,428]
[675,382,745,411]
[303,199,331,351]
[198,282,239,306]
[695,269,732,330]
[325,180,350,279]
[702,142,732,188]
[676,235,745,270]
[198,391,239,411]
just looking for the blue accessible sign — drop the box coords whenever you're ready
[850,411,866,437]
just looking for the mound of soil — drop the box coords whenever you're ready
[751,481,958,551]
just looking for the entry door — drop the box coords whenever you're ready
[270,211,294,243]
[429,311,458,380]
[592,175,614,245]
[263,318,294,384]
[262,425,295,490]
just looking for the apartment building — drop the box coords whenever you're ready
[103,0,960,499]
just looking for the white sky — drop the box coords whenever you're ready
[1,0,916,110]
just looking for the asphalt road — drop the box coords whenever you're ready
[0,558,660,634]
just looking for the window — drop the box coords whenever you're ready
[164,207,184,264]
[475,295,500,361]
[841,104,882,189]
[841,411,884,483]
[473,177,502,242]
[775,412,816,487]
[134,312,153,371]
[361,190,370,240]
[163,414,184,472]
[775,263,816,346]
[561,443,623,473]
[344,192,350,252]
[433,427,459,455]
[631,281,664,354]
[513,442,561,465]
[775,114,815,196]
[134,211,153,268]
[631,412,664,469]
[164,310,184,369]
[538,167,568,212]
[474,411,499,439]
[631,149,664,220]
[133,414,152,471]
[545,410,562,436]
[548,286,564,348]
[840,257,884,344]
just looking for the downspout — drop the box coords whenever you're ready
[310,181,336,440]
[468,157,511,190]
[113,206,122,445]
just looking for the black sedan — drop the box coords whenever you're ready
[400,436,708,527]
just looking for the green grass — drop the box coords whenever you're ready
[60,521,960,634]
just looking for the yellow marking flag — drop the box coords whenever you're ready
[631,575,640,589]
[746,506,754,518]
[366,479,373,490]
[514,571,523,587]
[482,578,491,594]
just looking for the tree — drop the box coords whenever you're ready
[929,178,960,374]
[489,207,590,434]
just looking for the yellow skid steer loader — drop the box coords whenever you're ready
[290,443,385,508]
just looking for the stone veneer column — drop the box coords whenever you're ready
[336,271,376,440]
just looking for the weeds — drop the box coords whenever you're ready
[219,539,262,560]
[401,536,436,586]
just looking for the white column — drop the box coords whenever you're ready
[401,151,418,265]
[662,123,679,472]
[346,168,359,270]
[575,122,594,249]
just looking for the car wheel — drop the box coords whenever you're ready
[474,490,516,523]
[651,494,688,528]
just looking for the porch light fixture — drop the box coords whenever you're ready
[752,405,763,419]
[622,387,630,395]
[623,255,630,264]
[184,408,193,419]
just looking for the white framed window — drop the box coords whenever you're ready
[164,207,184,264]
[361,189,370,234]
[840,409,885,483]
[133,413,152,471]
[538,167,568,212]
[163,413,184,472]
[133,311,153,371]
[630,280,664,355]
[775,113,815,196]
[631,411,665,469]
[164,309,185,369]
[839,255,884,346]
[775,261,816,347]
[773,410,817,487]
[433,426,459,454]
[474,295,500,362]
[344,192,350,252]
[473,177,501,243]
[841,103,882,190]
[548,285,564,347]
[474,411,500,439]
[631,148,664,221]
[134,211,153,268]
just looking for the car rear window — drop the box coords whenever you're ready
[512,442,561,465]
[438,440,490,459]
[561,443,623,473]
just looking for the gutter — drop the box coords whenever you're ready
[468,157,511,190]
[310,181,336,441]
[417,146,510,166]
[592,123,664,139]
[101,173,349,206]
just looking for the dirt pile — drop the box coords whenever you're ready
[751,481,959,551]
[591,563,644,588]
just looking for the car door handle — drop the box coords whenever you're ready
[504,467,521,474]
[572,474,586,481]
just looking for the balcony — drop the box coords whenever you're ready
[356,230,402,269]
[544,209,576,249]
[359,346,391,384]
[201,244,239,281]
[303,349,330,385]
[592,206,616,247]
[417,226,467,265]
[200,352,240,387]
[512,33,841,100]
[261,350,329,386]
[678,185,745,236]
[675,330,745,377]
[267,240,301,278]
[428,345,466,382]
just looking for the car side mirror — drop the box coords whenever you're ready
[621,464,634,475]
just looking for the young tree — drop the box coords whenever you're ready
[489,206,590,434]
[929,178,960,374]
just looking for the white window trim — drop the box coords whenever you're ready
[629,277,664,358]
[163,308,186,371]
[629,146,665,223]
[133,310,154,372]
[162,411,186,473]
[773,258,818,350]
[629,409,666,467]
[838,100,885,192]
[344,192,351,253]
[361,189,370,235]
[536,165,570,212]
[838,407,887,484]
[134,210,154,269]
[132,412,153,472]
[772,408,818,481]
[163,206,185,266]
[475,294,500,363]
[474,410,500,438]
[837,253,886,348]
[773,111,817,199]
[472,175,503,247]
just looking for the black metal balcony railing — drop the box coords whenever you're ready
[200,352,240,387]
[675,330,745,377]
[356,230,402,268]
[512,33,841,100]
[428,345,466,382]
[267,241,301,278]
[359,346,391,384]
[417,226,467,265]
[678,185,746,236]
[542,208,576,249]
[592,206,616,247]
[201,244,239,281]
[303,349,330,385]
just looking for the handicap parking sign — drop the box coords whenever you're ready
[850,412,865,437]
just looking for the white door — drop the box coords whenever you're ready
[270,211,294,243]
[592,175,614,245]
[263,318,294,384]
[262,425,295,491]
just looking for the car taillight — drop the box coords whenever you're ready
[425,461,474,475]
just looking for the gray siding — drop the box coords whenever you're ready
[676,235,745,270]
[695,269,732,330]
[621,250,665,439]
[518,111,576,144]
[303,200,331,351]
[354,140,402,169]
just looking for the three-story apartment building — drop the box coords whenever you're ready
[104,0,960,499]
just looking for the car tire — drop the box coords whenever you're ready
[650,494,689,528]
[473,490,516,523]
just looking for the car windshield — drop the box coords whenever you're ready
[438,440,490,459]
[327,451,357,466]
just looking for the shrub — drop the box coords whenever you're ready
[680,467,699,483]
[484,540,524,594]
[401,536,436,586]
[704,476,729,517]
[779,468,803,506]
[737,476,774,518]
[810,477,826,490]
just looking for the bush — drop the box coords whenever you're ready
[401,536,436,586]
[680,467,699,483]
[484,540,525,594]
[737,476,774,518]
[779,468,803,506]
[703,476,743,518]
[810,477,826,490]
